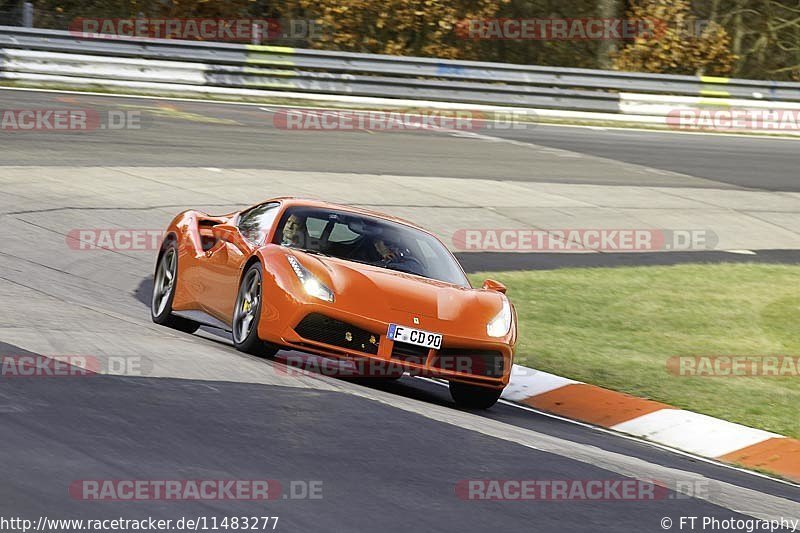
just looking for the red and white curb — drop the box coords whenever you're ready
[503,365,800,483]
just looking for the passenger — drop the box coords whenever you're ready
[281,214,308,248]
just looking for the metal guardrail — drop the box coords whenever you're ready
[2,25,800,113]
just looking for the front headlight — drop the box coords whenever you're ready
[486,298,511,337]
[287,255,334,302]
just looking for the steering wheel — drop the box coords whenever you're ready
[383,253,424,275]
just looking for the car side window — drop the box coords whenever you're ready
[237,202,280,245]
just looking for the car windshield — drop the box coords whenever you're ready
[274,206,469,287]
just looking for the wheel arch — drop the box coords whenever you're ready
[157,231,179,258]
[241,254,263,285]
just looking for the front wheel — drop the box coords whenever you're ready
[449,381,503,410]
[232,262,279,358]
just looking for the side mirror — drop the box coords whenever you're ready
[482,279,507,294]
[212,224,239,243]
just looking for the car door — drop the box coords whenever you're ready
[201,202,281,322]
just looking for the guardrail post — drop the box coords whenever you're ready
[22,2,34,28]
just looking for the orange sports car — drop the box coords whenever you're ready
[151,198,516,408]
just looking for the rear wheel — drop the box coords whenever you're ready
[449,381,503,410]
[151,242,200,333]
[232,262,279,358]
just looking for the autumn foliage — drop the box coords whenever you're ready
[612,0,736,76]
[14,0,795,79]
[291,0,507,58]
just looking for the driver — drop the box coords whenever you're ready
[374,238,401,262]
[281,214,308,248]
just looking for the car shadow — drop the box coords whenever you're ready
[136,277,230,340]
[136,277,454,407]
[135,277,153,308]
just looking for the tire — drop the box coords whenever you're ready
[232,262,279,358]
[449,381,503,410]
[151,242,200,333]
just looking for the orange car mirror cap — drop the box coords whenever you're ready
[482,279,507,294]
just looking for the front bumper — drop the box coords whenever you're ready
[258,299,514,389]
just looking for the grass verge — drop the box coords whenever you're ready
[468,264,800,438]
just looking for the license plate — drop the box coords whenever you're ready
[387,323,442,350]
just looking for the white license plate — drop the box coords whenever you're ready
[387,323,442,350]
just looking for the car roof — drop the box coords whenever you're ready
[264,197,432,235]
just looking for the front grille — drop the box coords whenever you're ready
[294,313,379,355]
[391,342,429,364]
[434,349,505,378]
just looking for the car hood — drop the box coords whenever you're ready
[298,253,504,325]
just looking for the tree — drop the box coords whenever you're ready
[291,0,507,58]
[596,0,622,69]
[708,0,800,80]
[613,0,736,76]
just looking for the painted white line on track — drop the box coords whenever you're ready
[415,375,800,488]
[725,249,757,255]
[179,340,797,488]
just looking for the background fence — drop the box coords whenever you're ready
[2,25,800,121]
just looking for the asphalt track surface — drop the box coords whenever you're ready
[0,88,798,191]
[1,88,798,532]
[456,249,800,272]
